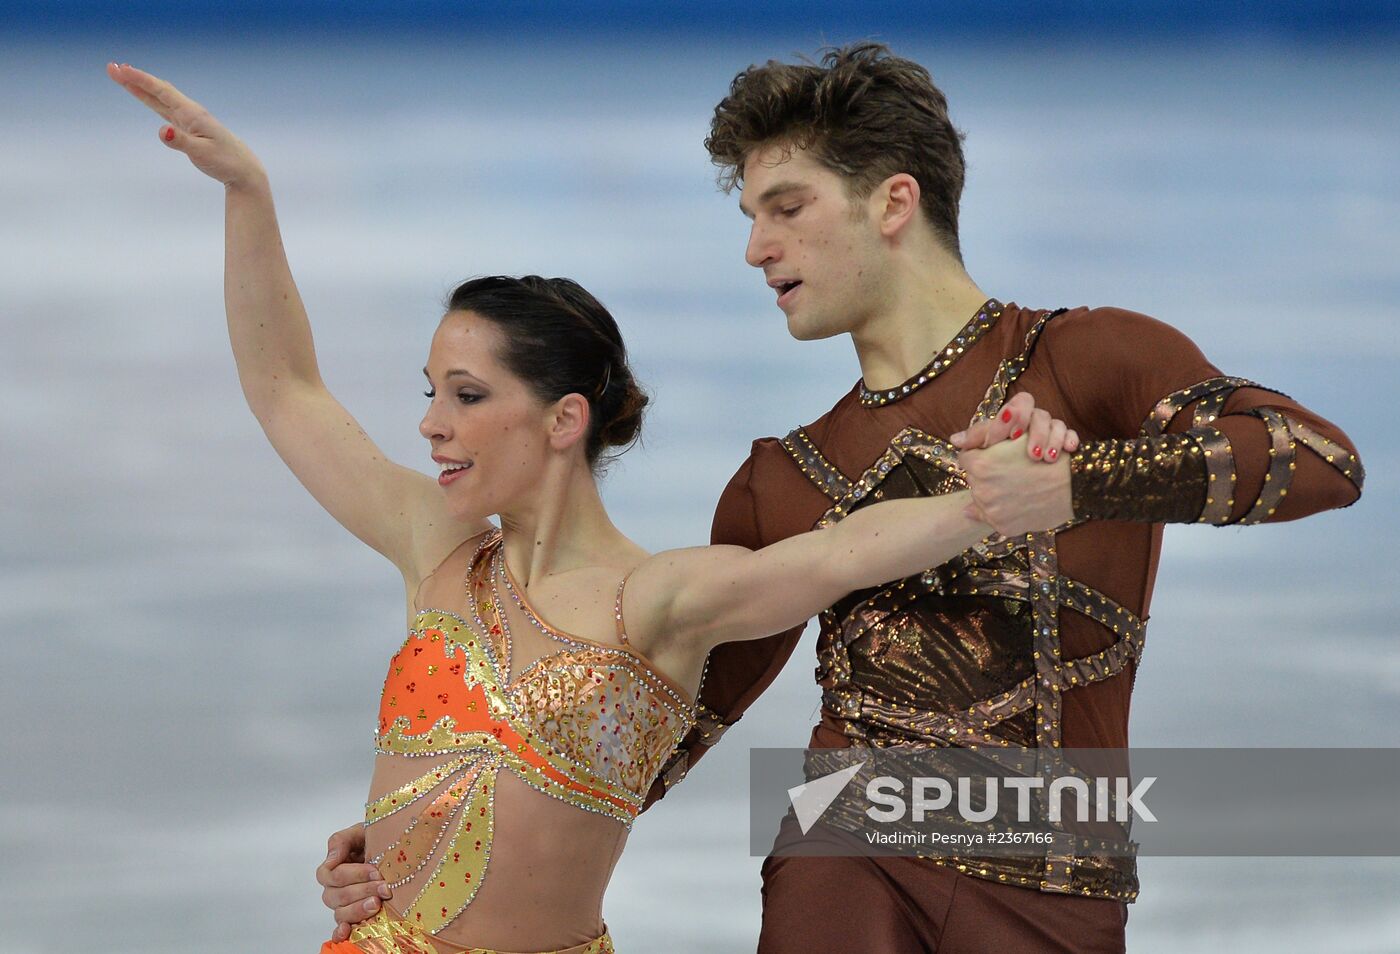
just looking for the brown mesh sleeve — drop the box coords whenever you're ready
[1040,308,1363,526]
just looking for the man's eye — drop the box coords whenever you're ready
[780,205,801,217]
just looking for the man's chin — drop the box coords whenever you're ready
[786,313,846,342]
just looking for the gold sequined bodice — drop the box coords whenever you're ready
[368,531,696,935]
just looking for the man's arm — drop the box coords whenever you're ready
[958,308,1363,528]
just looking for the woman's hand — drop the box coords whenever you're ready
[106,63,267,190]
[951,392,1079,532]
[949,391,1080,463]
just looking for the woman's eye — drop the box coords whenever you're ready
[422,389,480,404]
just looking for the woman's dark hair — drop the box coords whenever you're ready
[444,275,648,470]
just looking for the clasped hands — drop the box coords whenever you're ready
[948,391,1079,537]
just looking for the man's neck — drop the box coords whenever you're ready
[850,266,991,392]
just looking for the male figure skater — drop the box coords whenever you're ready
[320,43,1363,952]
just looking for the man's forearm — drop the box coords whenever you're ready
[1069,399,1364,526]
[1068,433,1210,523]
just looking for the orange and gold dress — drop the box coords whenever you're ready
[323,530,696,954]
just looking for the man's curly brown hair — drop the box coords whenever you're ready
[705,42,967,259]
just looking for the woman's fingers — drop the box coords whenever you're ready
[107,63,178,122]
[1025,408,1052,460]
[1002,392,1036,439]
[1042,419,1068,462]
[951,392,1038,449]
[109,63,202,118]
[108,63,223,145]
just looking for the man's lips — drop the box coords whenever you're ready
[770,279,802,306]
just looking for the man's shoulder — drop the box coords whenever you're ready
[1029,303,1185,348]
[1006,302,1204,373]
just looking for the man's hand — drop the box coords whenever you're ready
[316,824,391,943]
[957,435,1076,536]
[949,392,1079,537]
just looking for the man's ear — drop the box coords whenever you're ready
[876,173,921,238]
[547,393,591,454]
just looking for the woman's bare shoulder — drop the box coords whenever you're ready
[402,522,497,615]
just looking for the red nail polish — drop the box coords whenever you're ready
[1001,410,1012,423]
[163,126,175,142]
[1033,446,1042,457]
[1011,429,1022,439]
[1047,448,1058,460]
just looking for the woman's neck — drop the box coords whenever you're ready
[497,457,628,587]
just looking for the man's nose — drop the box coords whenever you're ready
[745,223,778,268]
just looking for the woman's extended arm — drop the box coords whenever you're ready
[631,397,1077,654]
[107,65,487,585]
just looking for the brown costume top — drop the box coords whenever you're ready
[641,299,1364,901]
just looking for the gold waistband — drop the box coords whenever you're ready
[323,901,616,954]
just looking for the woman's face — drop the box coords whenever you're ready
[419,310,553,521]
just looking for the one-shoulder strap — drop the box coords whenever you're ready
[613,573,633,646]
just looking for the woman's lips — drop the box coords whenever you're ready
[438,463,472,486]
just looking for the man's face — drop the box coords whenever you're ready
[738,143,886,341]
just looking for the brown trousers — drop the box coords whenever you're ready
[758,815,1127,954]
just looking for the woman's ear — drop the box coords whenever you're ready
[546,393,591,454]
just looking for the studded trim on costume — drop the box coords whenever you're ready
[1284,416,1365,487]
[1236,407,1296,525]
[777,304,1148,900]
[778,428,853,501]
[1141,375,1263,436]
[857,299,1002,407]
[973,308,1068,422]
[1136,374,1362,523]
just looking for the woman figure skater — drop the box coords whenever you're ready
[108,64,1077,954]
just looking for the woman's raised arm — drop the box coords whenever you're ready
[107,65,486,588]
